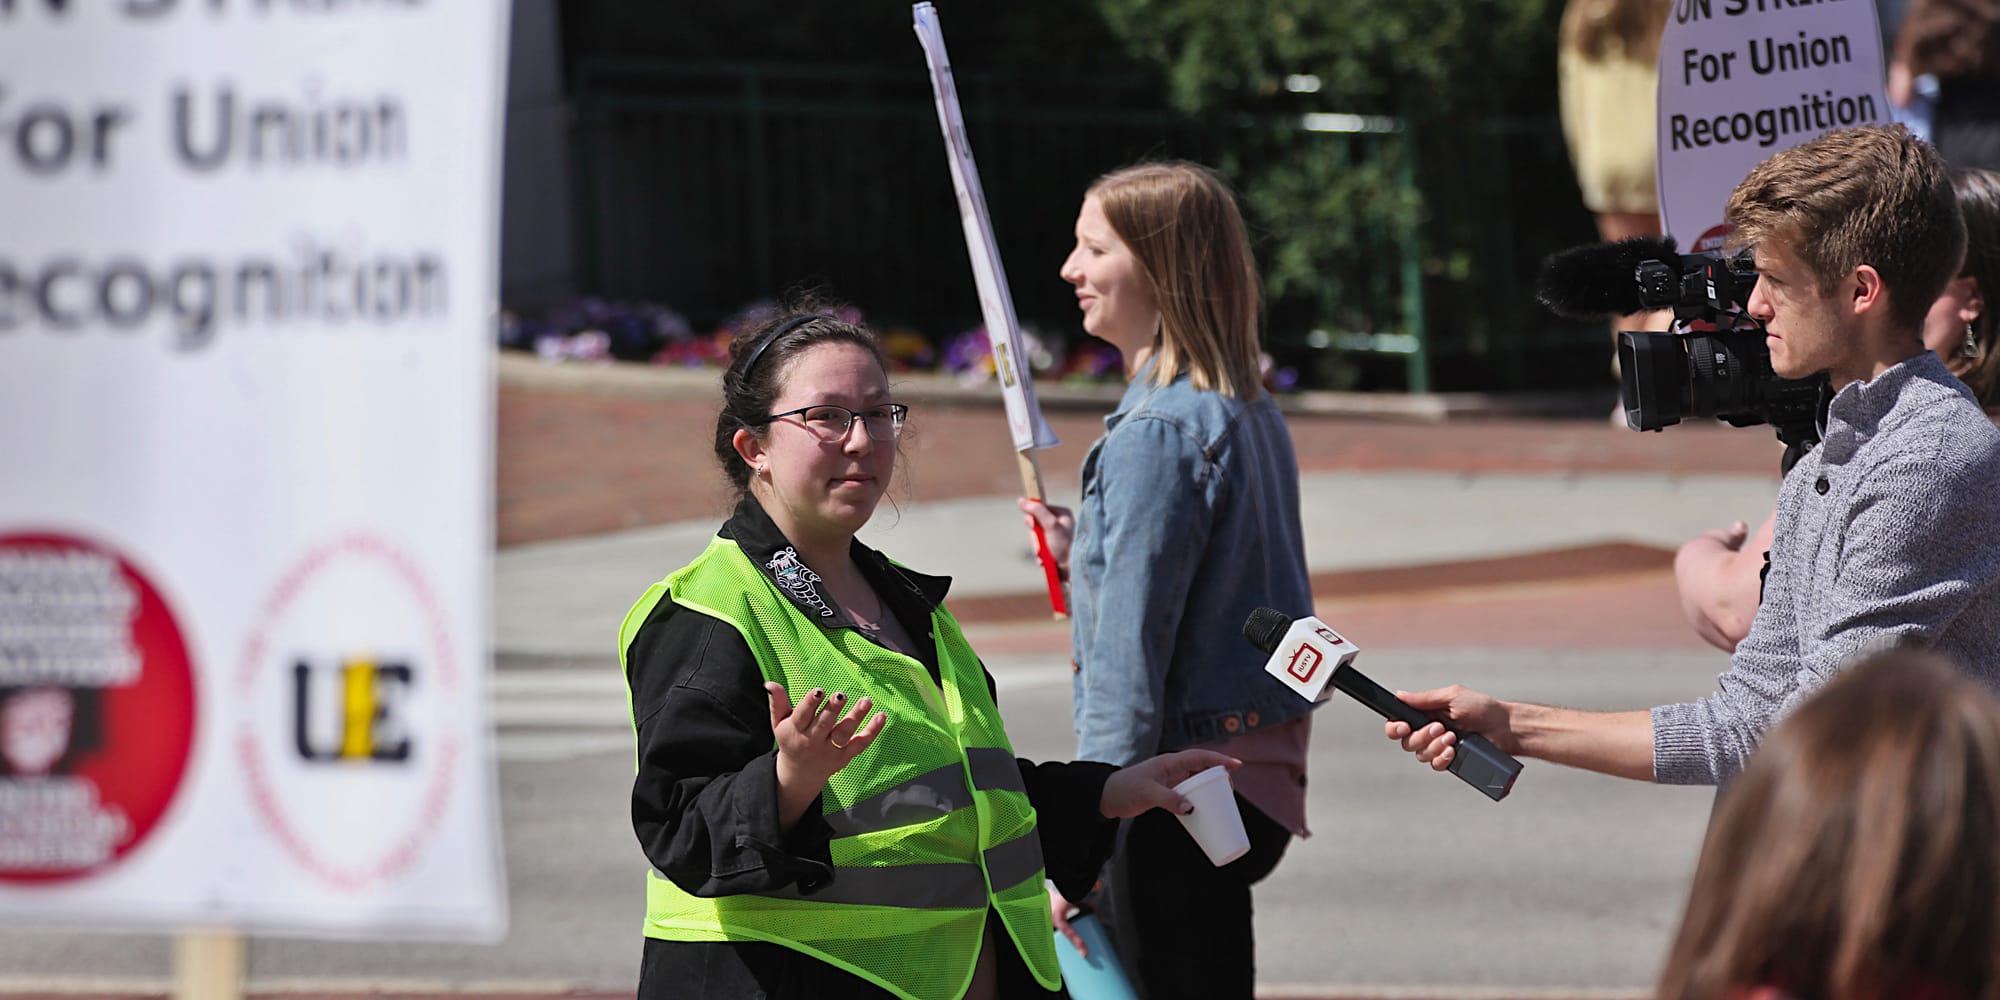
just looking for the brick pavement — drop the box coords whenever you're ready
[495,386,1120,547]
[496,358,1776,656]
[496,360,1785,548]
[960,545,1712,656]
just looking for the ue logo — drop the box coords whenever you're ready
[293,657,414,763]
[1315,626,1343,645]
[236,533,460,892]
[1286,644,1323,682]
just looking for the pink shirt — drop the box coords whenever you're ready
[1196,714,1311,837]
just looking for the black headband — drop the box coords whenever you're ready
[741,314,825,380]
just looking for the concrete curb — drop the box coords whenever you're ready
[495,352,1608,423]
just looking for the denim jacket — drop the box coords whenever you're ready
[1069,361,1316,764]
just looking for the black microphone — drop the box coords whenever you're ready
[1244,607,1522,802]
[1535,235,1680,319]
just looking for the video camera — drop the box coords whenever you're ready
[1538,235,1825,466]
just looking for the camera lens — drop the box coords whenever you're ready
[1617,330,1687,431]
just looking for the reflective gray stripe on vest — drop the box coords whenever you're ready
[761,862,987,910]
[822,750,1022,838]
[824,761,973,838]
[982,830,1046,893]
[965,746,1025,793]
[744,834,1046,910]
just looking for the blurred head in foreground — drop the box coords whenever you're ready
[1658,647,2000,1000]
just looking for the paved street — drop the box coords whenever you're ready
[0,356,1794,999]
[0,645,1722,998]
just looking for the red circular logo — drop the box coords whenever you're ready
[0,533,197,883]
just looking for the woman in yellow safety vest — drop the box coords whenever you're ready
[621,304,1235,1000]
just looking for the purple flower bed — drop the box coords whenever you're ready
[500,299,1123,384]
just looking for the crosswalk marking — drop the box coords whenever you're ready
[492,668,628,763]
[493,671,628,696]
[492,657,1071,764]
[499,731,634,763]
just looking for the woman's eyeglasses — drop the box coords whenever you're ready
[755,403,909,441]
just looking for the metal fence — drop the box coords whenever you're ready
[567,60,1598,393]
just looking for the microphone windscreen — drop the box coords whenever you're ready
[1535,235,1680,319]
[1242,607,1293,655]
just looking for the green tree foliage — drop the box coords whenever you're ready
[562,1,1147,86]
[1094,0,1595,390]
[1093,0,1559,116]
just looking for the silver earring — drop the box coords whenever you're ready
[1966,322,1983,360]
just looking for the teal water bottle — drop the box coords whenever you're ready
[1053,912,1140,1000]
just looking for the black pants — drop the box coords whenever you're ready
[1098,794,1292,1000]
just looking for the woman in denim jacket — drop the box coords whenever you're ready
[1021,161,1316,999]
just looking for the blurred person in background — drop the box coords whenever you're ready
[620,305,1235,1000]
[1019,160,1314,1000]
[1557,0,1676,408]
[1876,0,1941,139]
[1891,0,2000,170]
[1656,648,2000,1000]
[1559,0,1673,244]
[1675,167,2000,653]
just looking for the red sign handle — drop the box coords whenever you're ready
[1029,518,1068,619]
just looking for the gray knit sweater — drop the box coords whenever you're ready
[1652,351,2000,784]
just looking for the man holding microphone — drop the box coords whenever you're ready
[1392,124,2000,785]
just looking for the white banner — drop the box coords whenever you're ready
[1657,0,1888,250]
[0,2,508,939]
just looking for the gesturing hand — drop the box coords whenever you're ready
[767,682,887,829]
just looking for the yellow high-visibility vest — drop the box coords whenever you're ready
[620,536,1062,1000]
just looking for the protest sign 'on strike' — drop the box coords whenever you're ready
[1657,0,1890,248]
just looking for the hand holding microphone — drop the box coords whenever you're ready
[1243,607,1523,801]
[1383,686,1518,773]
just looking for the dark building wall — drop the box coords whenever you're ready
[546,3,1242,339]
[500,0,574,310]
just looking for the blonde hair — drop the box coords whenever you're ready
[1656,649,2000,1000]
[1088,161,1264,399]
[1725,125,1965,333]
[1560,0,1671,64]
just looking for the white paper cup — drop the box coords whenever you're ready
[1171,765,1250,866]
